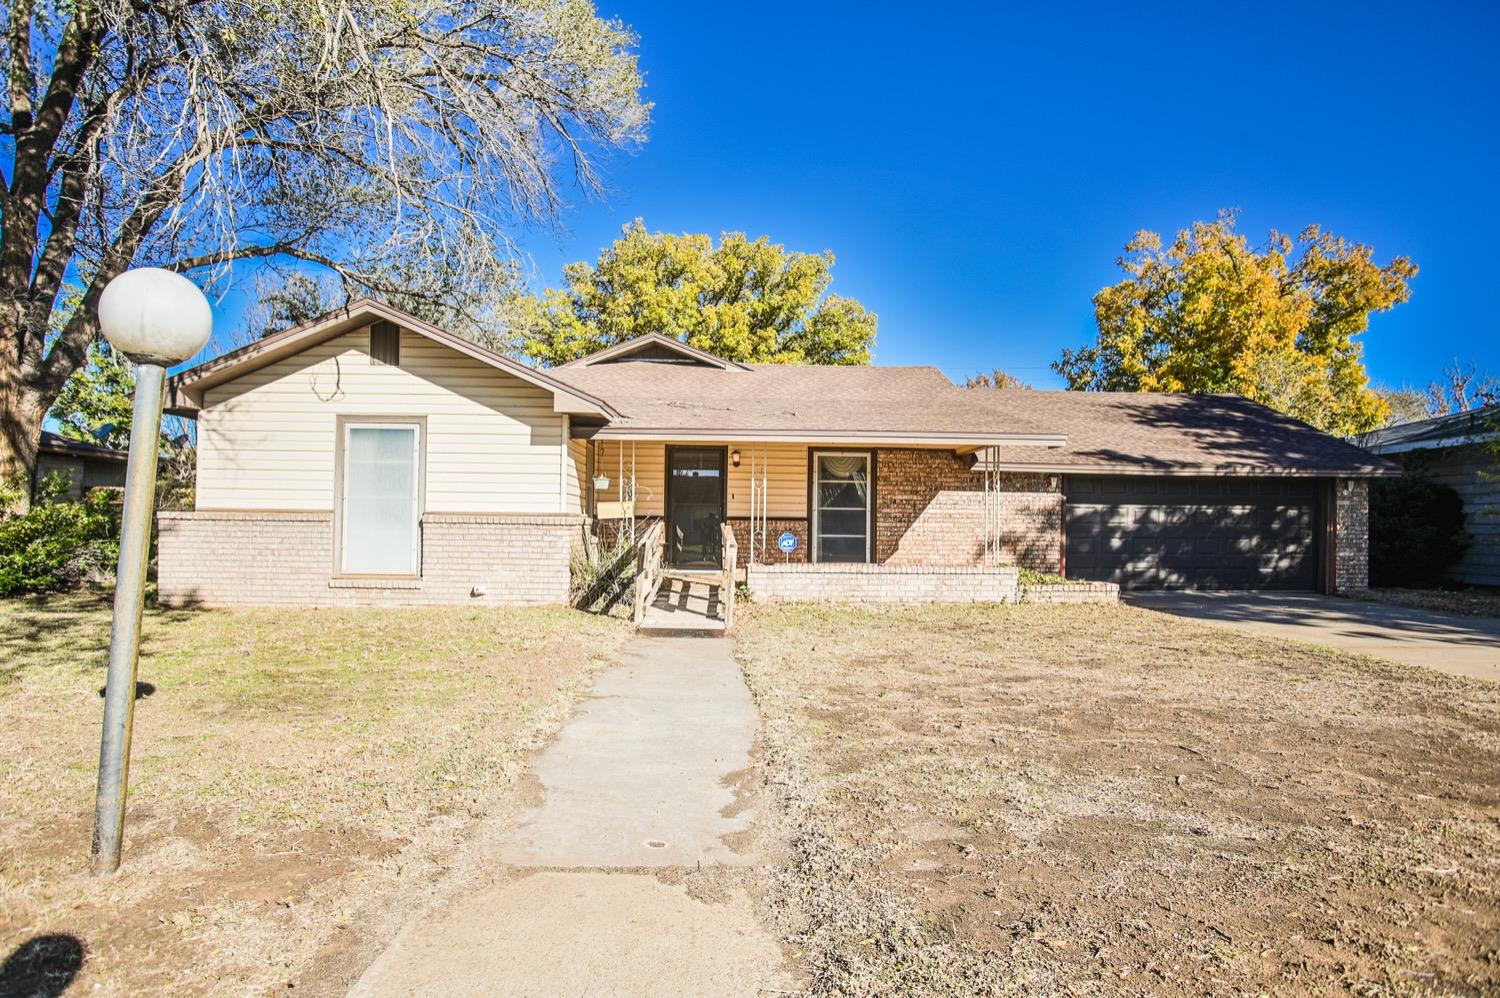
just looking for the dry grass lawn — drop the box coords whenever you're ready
[737,602,1500,996]
[0,594,628,996]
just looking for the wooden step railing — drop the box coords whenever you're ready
[632,520,665,627]
[720,522,738,629]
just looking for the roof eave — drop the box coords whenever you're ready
[978,461,1403,478]
[587,426,1068,447]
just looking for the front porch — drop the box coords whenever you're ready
[582,439,1064,575]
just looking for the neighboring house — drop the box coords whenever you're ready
[1358,405,1500,587]
[157,300,1395,607]
[33,430,129,500]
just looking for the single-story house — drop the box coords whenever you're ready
[157,300,1396,607]
[1357,404,1500,587]
[33,430,129,500]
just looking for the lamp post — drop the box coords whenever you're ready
[91,268,212,875]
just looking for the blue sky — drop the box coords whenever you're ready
[242,2,1500,390]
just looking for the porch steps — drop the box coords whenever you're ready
[637,577,727,637]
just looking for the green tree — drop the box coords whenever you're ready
[47,339,191,452]
[0,0,648,483]
[506,220,877,366]
[1056,212,1416,436]
[46,340,134,447]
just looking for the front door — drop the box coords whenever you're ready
[666,447,726,567]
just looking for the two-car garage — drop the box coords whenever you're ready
[1063,475,1325,591]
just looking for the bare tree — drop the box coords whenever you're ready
[965,369,1031,390]
[0,0,649,479]
[233,271,346,347]
[1426,359,1500,416]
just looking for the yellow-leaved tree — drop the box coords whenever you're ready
[1055,212,1417,436]
[505,220,876,366]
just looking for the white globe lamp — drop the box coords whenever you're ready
[92,267,213,875]
[97,267,213,365]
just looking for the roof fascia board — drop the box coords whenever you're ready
[980,462,1402,478]
[589,427,1068,447]
[1365,432,1500,455]
[168,299,614,418]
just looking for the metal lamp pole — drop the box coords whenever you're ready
[91,268,212,875]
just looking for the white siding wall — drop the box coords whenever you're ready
[590,441,808,517]
[197,328,568,513]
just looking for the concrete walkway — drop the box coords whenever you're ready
[349,637,789,997]
[1127,591,1500,683]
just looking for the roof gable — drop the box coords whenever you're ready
[166,299,614,418]
[559,333,751,371]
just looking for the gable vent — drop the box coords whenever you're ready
[370,321,400,366]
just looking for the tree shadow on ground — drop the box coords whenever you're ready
[0,934,85,998]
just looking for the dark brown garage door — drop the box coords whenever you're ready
[1064,476,1320,590]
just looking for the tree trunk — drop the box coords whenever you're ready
[1,373,46,491]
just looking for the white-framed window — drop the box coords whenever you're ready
[812,451,871,563]
[339,421,422,575]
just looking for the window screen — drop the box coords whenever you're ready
[342,424,419,574]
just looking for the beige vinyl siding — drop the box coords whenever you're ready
[566,437,586,514]
[589,441,808,518]
[198,328,568,512]
[593,441,667,515]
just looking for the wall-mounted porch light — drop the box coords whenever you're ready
[730,449,741,467]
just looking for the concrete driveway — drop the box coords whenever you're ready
[1125,591,1500,683]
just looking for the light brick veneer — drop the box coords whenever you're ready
[1334,478,1370,592]
[1019,581,1119,604]
[157,510,583,607]
[874,450,1061,571]
[747,563,1019,603]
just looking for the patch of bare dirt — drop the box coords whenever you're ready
[737,602,1500,996]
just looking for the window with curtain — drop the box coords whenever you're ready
[814,452,870,562]
[341,424,420,574]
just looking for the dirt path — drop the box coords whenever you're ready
[347,637,792,997]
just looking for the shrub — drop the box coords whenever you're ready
[0,475,122,596]
[1018,567,1068,586]
[1368,474,1470,587]
[570,531,636,613]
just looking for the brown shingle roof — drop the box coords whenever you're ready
[968,390,1399,477]
[548,361,1064,444]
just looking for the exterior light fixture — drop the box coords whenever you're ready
[730,450,741,467]
[92,268,213,875]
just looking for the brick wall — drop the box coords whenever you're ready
[1019,581,1119,604]
[747,563,1020,603]
[157,510,583,607]
[874,450,1061,571]
[726,517,809,564]
[1334,478,1370,592]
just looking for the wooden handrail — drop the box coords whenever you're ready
[632,521,665,626]
[720,522,738,629]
